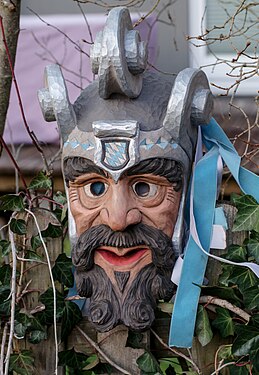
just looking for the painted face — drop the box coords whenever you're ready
[69,171,181,260]
[66,158,182,331]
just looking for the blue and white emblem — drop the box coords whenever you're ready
[92,120,139,182]
[102,140,129,170]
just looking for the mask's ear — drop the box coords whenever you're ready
[38,64,77,143]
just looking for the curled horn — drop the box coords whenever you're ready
[38,64,77,143]
[90,7,148,99]
[165,68,213,256]
[163,68,213,165]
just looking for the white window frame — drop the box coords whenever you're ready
[188,0,258,96]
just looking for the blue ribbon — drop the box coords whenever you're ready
[169,118,259,348]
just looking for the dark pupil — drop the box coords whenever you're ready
[90,182,105,196]
[135,182,150,197]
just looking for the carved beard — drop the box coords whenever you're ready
[72,223,176,332]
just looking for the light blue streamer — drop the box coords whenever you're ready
[169,118,259,348]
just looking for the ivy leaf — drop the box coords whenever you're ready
[9,350,35,375]
[136,351,161,374]
[52,253,74,288]
[82,354,99,370]
[195,305,213,346]
[126,330,144,349]
[218,265,233,286]
[31,235,42,251]
[199,285,242,304]
[0,264,12,285]
[14,322,27,339]
[0,194,25,211]
[0,286,11,315]
[28,329,47,344]
[10,218,26,235]
[229,364,249,375]
[28,171,52,190]
[228,267,257,293]
[250,230,259,242]
[53,191,67,206]
[224,245,247,262]
[212,307,234,337]
[232,195,259,233]
[58,348,89,369]
[39,288,65,324]
[243,286,259,310]
[217,345,234,360]
[41,223,62,238]
[61,301,82,342]
[250,345,259,373]
[232,324,259,356]
[91,363,113,374]
[24,250,43,262]
[250,314,259,328]
[246,239,259,263]
[0,240,11,256]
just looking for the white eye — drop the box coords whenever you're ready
[132,181,158,198]
[83,181,108,198]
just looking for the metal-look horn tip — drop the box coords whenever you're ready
[90,7,148,99]
[38,64,77,142]
[163,68,214,161]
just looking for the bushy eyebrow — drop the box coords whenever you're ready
[63,157,106,186]
[63,157,183,192]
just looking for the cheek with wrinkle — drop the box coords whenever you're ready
[68,187,101,235]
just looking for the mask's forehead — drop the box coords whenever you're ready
[62,119,190,183]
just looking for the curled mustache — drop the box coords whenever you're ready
[72,223,175,272]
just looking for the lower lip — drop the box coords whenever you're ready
[96,248,148,266]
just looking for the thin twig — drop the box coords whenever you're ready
[0,324,8,374]
[210,361,236,375]
[199,296,251,322]
[0,16,49,173]
[0,135,31,200]
[150,328,202,374]
[76,325,132,375]
[28,8,90,58]
[4,229,17,375]
[25,209,58,375]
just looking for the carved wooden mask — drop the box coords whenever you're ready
[38,7,213,332]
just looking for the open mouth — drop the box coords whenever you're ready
[95,247,149,266]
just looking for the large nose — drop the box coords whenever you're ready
[100,183,141,231]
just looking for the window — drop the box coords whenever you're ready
[188,0,258,95]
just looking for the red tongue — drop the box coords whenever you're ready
[97,249,147,266]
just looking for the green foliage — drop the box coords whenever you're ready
[10,218,26,235]
[9,350,35,375]
[41,222,63,238]
[0,239,11,256]
[38,287,82,341]
[212,307,235,337]
[126,330,144,349]
[199,284,242,304]
[0,194,25,211]
[28,171,52,191]
[195,305,213,346]
[136,352,162,374]
[59,349,102,374]
[52,253,74,288]
[30,235,42,251]
[231,194,259,232]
